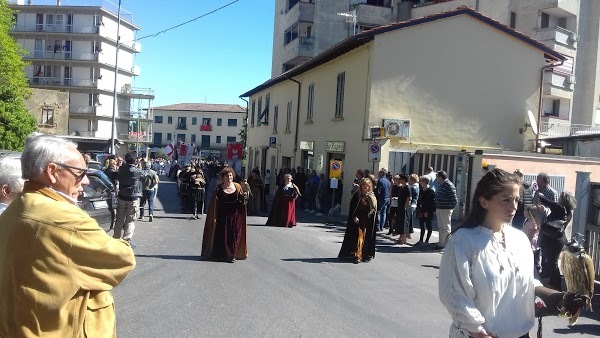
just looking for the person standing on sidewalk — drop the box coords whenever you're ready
[432,170,457,250]
[139,160,159,222]
[375,169,391,232]
[114,152,143,243]
[190,165,206,219]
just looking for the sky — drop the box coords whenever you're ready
[122,0,275,108]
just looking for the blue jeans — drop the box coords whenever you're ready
[140,189,156,217]
[377,198,390,231]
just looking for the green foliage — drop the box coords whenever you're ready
[0,0,36,150]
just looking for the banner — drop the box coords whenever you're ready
[162,141,175,159]
[227,142,243,161]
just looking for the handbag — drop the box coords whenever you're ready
[541,220,567,240]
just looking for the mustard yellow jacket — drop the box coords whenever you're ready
[0,182,136,337]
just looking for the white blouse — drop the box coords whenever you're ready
[439,225,538,338]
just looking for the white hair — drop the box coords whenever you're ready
[21,133,79,179]
[0,157,24,194]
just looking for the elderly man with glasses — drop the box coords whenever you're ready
[0,133,135,337]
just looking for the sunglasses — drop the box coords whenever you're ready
[55,162,88,181]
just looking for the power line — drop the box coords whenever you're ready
[132,0,240,42]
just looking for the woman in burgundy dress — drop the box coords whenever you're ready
[265,174,301,228]
[202,167,249,263]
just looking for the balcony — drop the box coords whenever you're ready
[73,130,102,138]
[282,35,315,68]
[176,124,187,130]
[118,86,155,99]
[25,50,99,62]
[542,71,575,99]
[539,122,600,138]
[534,26,578,57]
[11,24,98,35]
[8,0,134,23]
[118,111,152,120]
[412,0,476,17]
[355,2,394,27]
[119,133,152,143]
[29,77,97,88]
[537,0,578,17]
[69,106,96,114]
[285,0,315,23]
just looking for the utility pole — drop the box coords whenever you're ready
[110,0,122,155]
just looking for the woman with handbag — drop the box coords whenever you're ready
[415,175,435,246]
[538,192,576,291]
[265,174,301,228]
[338,178,377,264]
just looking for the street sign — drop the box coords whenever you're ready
[269,137,276,148]
[329,160,343,179]
[368,141,380,162]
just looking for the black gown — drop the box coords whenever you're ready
[338,192,377,261]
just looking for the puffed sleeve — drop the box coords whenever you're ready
[438,234,487,336]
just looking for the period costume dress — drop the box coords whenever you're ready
[338,191,377,262]
[265,182,301,228]
[201,182,248,261]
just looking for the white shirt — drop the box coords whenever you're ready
[439,225,537,338]
[0,203,8,215]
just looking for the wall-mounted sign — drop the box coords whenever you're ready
[269,137,276,148]
[368,141,381,162]
[329,160,343,179]
[325,141,345,152]
[299,141,314,150]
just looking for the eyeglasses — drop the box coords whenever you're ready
[55,162,88,181]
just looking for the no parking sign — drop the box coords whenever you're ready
[368,141,380,162]
[329,160,343,179]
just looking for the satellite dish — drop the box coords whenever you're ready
[527,110,538,135]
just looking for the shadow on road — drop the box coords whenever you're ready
[553,323,600,335]
[282,257,349,264]
[155,178,182,214]
[135,254,201,261]
[152,215,195,220]
[376,244,435,254]
[421,264,440,270]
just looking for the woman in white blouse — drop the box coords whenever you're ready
[439,169,586,338]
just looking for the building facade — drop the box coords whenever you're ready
[8,0,154,151]
[247,8,563,213]
[273,0,595,137]
[151,103,245,160]
[24,88,70,136]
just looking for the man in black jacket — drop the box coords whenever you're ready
[114,152,143,243]
[432,171,457,250]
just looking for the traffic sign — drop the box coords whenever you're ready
[269,137,276,148]
[329,160,343,179]
[368,141,381,162]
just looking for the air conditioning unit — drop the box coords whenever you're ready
[383,119,410,138]
[567,75,576,84]
[568,32,579,42]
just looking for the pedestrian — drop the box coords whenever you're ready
[0,157,23,215]
[294,167,307,210]
[264,169,272,196]
[190,165,207,219]
[438,168,586,338]
[316,173,328,216]
[139,160,159,222]
[103,158,118,230]
[0,134,135,337]
[512,169,534,228]
[265,174,301,228]
[432,170,457,250]
[247,169,263,215]
[201,167,249,263]
[114,152,143,243]
[375,169,391,232]
[338,178,377,264]
[406,174,420,239]
[415,175,436,246]
[394,174,410,244]
[388,174,402,236]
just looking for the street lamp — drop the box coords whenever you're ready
[110,0,122,155]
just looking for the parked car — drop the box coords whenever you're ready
[87,160,103,171]
[78,170,116,227]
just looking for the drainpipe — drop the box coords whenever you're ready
[535,59,564,153]
[285,74,302,167]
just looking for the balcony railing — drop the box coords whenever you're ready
[26,50,98,61]
[539,122,600,138]
[118,111,152,120]
[176,124,187,130]
[70,106,96,114]
[119,133,152,142]
[11,24,99,34]
[29,77,96,88]
[534,26,578,55]
[8,0,134,23]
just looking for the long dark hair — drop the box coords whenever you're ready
[455,168,520,232]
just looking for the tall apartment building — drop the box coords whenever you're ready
[8,0,154,151]
[273,0,595,136]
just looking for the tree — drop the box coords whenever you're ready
[0,0,37,150]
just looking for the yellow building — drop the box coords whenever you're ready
[241,7,564,213]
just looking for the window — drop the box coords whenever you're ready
[284,23,299,45]
[217,118,222,126]
[273,105,279,134]
[201,135,210,148]
[177,117,187,130]
[216,136,222,144]
[228,118,237,127]
[335,72,345,118]
[286,101,292,132]
[541,12,549,28]
[227,136,236,143]
[192,117,197,125]
[251,100,256,127]
[168,116,173,124]
[551,100,560,116]
[89,93,100,106]
[200,118,212,131]
[307,83,314,121]
[154,132,162,145]
[258,94,270,125]
[191,134,196,143]
[41,108,54,126]
[257,97,263,126]
[510,12,516,29]
[154,116,163,123]
[287,0,299,11]
[167,133,172,140]
[177,133,186,142]
[557,17,567,29]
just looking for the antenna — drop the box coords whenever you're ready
[519,110,538,135]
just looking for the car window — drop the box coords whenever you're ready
[87,175,109,194]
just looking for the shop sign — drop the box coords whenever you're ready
[325,141,345,152]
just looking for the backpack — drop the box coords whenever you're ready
[142,170,157,190]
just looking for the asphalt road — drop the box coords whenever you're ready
[108,177,600,337]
